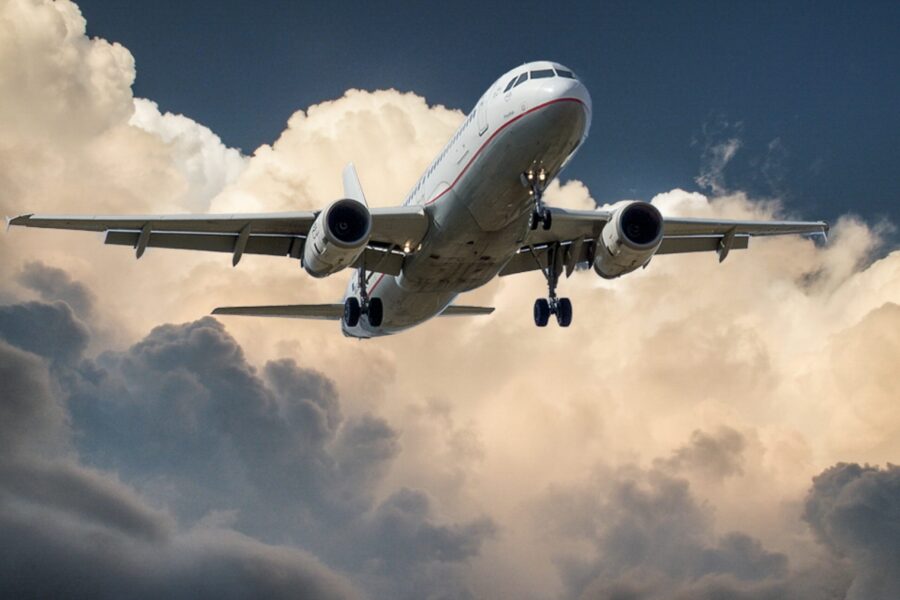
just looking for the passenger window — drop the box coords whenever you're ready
[555,69,576,79]
[504,77,516,92]
[513,72,528,87]
[530,69,555,79]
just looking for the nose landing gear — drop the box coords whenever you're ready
[522,168,552,231]
[530,243,573,327]
[344,264,383,328]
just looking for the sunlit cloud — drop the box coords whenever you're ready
[2,1,899,598]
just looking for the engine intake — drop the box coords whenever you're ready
[303,199,371,278]
[594,201,663,279]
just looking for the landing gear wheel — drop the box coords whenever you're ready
[367,297,384,327]
[534,298,550,327]
[343,297,361,327]
[530,211,539,230]
[541,211,552,231]
[556,297,572,327]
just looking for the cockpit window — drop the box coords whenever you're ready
[503,77,516,92]
[530,69,555,79]
[555,68,576,79]
[513,72,529,87]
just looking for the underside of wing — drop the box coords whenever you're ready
[8,206,429,276]
[212,304,344,320]
[502,204,828,276]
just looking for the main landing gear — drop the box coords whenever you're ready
[344,266,383,328]
[522,167,552,231]
[532,244,572,328]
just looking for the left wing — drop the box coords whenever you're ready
[500,206,828,276]
[7,207,429,276]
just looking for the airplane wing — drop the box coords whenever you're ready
[500,206,828,276]
[7,207,429,276]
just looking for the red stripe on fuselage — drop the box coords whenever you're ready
[368,96,586,297]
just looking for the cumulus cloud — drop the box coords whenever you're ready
[0,297,494,598]
[804,463,900,600]
[16,260,96,317]
[2,1,900,599]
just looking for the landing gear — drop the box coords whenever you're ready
[523,167,552,231]
[367,297,383,328]
[530,243,573,328]
[344,297,361,327]
[343,264,384,328]
[533,298,550,327]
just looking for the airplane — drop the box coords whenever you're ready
[8,61,827,338]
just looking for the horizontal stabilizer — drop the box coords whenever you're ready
[212,304,344,320]
[439,305,495,316]
[211,303,495,320]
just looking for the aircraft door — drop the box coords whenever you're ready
[477,100,488,135]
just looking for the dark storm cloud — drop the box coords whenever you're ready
[17,260,95,317]
[0,318,361,599]
[804,463,900,600]
[0,300,89,363]
[368,488,496,565]
[0,298,494,598]
[0,339,70,456]
[540,461,853,600]
[656,426,747,480]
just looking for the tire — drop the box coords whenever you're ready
[556,297,573,327]
[533,298,550,327]
[529,211,539,230]
[367,297,384,327]
[542,211,552,230]
[343,297,361,327]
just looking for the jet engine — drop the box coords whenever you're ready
[303,199,372,278]
[593,201,664,279]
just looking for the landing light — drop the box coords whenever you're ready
[403,241,413,254]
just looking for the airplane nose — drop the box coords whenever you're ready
[532,75,592,126]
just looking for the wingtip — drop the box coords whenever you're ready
[5,214,31,231]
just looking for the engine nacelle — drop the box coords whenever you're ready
[593,201,664,279]
[303,199,371,278]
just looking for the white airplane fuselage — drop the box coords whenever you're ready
[343,61,592,338]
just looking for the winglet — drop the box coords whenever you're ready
[6,214,31,231]
[342,163,368,206]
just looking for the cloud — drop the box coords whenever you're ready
[2,1,900,598]
[0,297,495,598]
[656,426,746,481]
[693,116,744,195]
[16,260,96,317]
[130,98,247,212]
[0,321,361,599]
[539,461,852,600]
[0,300,89,364]
[804,463,900,600]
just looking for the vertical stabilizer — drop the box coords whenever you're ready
[342,163,368,206]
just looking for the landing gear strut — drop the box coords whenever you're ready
[344,264,383,328]
[531,244,572,327]
[522,167,552,231]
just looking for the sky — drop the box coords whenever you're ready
[73,0,900,229]
[1,1,900,599]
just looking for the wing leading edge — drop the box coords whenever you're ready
[500,206,827,276]
[8,207,429,276]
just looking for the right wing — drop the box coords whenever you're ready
[7,206,429,276]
